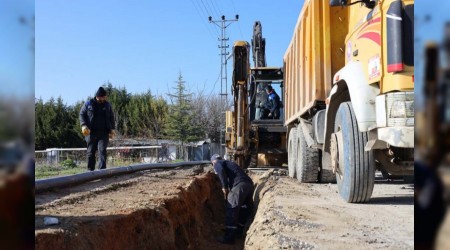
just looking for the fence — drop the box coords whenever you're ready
[35,145,177,168]
[35,142,225,168]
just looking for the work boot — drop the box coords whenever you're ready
[217,228,236,244]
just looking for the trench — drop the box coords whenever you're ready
[35,169,271,250]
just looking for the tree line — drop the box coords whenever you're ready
[35,74,229,150]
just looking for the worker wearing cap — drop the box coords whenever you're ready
[211,154,254,244]
[79,87,116,171]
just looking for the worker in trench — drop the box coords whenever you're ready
[211,154,254,244]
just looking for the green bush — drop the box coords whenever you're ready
[61,159,77,169]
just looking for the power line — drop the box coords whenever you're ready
[200,0,213,17]
[193,0,208,18]
[189,0,218,41]
[206,0,220,18]
[210,0,223,18]
[208,15,239,98]
[198,0,221,37]
[207,67,222,98]
[208,14,239,156]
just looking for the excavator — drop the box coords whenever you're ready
[417,23,450,164]
[225,21,287,168]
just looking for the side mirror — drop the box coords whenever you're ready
[330,0,347,6]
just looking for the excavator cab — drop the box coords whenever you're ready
[247,67,287,168]
[250,67,284,122]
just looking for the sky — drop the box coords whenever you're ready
[0,0,34,98]
[35,0,303,105]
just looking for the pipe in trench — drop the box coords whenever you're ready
[35,161,211,193]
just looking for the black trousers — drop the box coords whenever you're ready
[85,133,109,170]
[226,181,254,229]
[260,108,280,119]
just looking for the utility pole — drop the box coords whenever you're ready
[209,15,239,157]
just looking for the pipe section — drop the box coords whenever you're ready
[36,161,211,193]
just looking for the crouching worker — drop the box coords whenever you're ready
[211,154,254,244]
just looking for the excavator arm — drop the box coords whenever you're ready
[227,41,250,167]
[252,21,266,68]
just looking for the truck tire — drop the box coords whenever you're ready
[287,127,298,178]
[296,125,319,183]
[334,102,375,203]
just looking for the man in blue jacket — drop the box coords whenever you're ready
[263,85,281,119]
[211,154,254,244]
[79,87,115,171]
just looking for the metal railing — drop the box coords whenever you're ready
[35,145,176,168]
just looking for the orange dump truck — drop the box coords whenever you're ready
[284,0,414,202]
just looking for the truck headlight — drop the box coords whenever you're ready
[387,92,414,126]
[376,91,414,127]
[389,99,414,118]
[389,100,406,118]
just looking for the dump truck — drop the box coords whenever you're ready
[284,0,414,202]
[225,22,287,169]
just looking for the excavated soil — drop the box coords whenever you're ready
[35,166,244,250]
[36,167,415,249]
[246,174,414,249]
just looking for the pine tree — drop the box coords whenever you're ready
[166,73,194,159]
[149,96,168,140]
[126,91,169,139]
[102,82,131,136]
[35,97,83,150]
[35,82,171,150]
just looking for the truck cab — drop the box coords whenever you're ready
[284,0,414,202]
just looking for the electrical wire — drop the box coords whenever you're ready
[211,0,223,18]
[189,0,218,40]
[207,0,220,18]
[200,0,214,19]
[198,0,220,36]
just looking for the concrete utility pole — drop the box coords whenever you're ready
[209,15,239,156]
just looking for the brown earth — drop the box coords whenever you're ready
[36,167,415,249]
[35,166,244,250]
[246,172,414,249]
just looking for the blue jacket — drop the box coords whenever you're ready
[213,160,253,189]
[79,99,115,132]
[265,90,281,113]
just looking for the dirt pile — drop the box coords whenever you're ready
[35,167,413,249]
[35,167,243,250]
[245,175,414,249]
